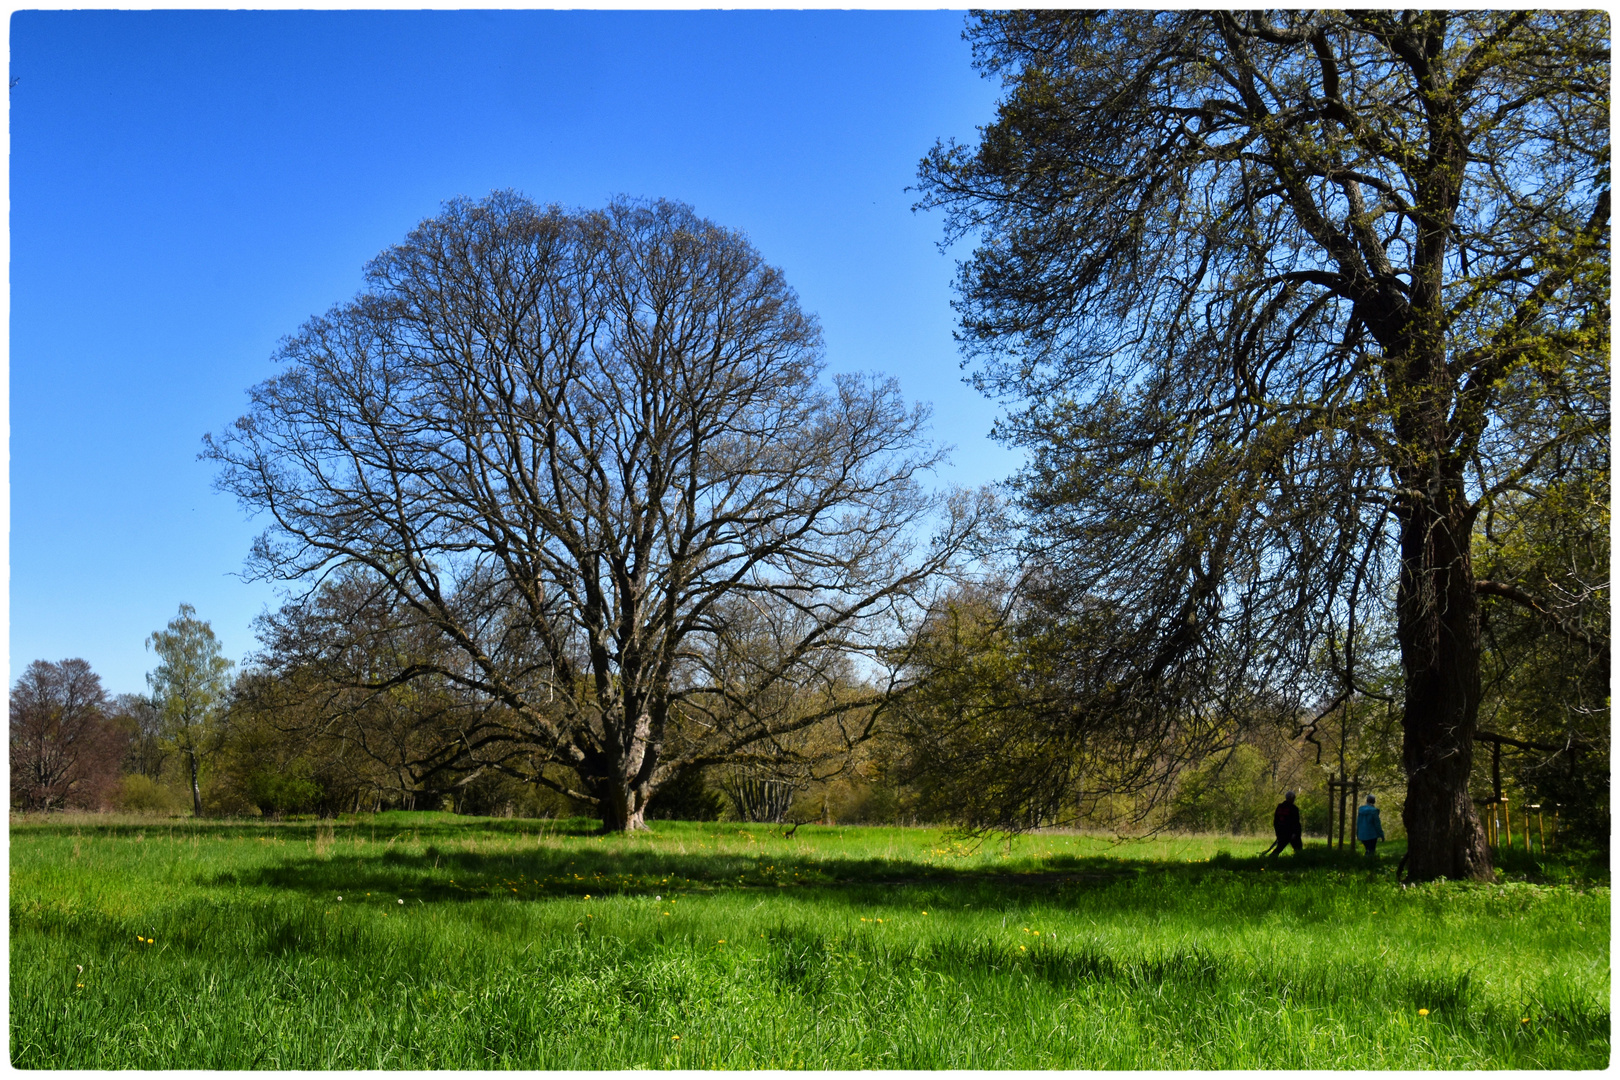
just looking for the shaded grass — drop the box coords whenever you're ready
[11,814,1609,1069]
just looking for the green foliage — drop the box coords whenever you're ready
[145,605,233,815]
[10,817,1607,1069]
[894,581,1250,833]
[1474,463,1610,848]
[111,774,184,816]
[1166,746,1276,835]
[645,767,725,822]
[245,766,322,818]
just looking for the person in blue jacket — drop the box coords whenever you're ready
[1356,794,1386,857]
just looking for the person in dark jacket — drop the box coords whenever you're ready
[1264,791,1303,856]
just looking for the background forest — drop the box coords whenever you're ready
[12,577,1605,852]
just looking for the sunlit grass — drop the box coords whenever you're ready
[11,813,1608,1068]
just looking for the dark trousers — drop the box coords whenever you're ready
[1363,839,1378,857]
[1266,834,1302,855]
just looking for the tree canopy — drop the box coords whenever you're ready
[208,193,980,831]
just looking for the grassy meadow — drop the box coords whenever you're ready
[10,812,1609,1069]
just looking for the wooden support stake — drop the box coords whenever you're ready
[1336,779,1348,852]
[1324,780,1333,849]
[1349,779,1359,847]
[1500,796,1512,848]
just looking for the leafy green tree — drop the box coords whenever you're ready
[1473,459,1608,845]
[1167,745,1277,836]
[917,11,1607,881]
[146,604,234,816]
[894,580,1243,832]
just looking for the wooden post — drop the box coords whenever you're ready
[1349,779,1360,847]
[1336,778,1348,851]
[1324,779,1333,849]
[1500,796,1512,848]
[1534,805,1545,854]
[1522,804,1531,853]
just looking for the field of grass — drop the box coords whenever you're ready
[11,812,1609,1069]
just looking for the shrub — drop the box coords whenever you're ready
[114,774,184,816]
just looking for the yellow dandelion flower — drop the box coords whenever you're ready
[1521,1018,1530,1024]
[672,1035,681,1041]
[1418,1009,1429,1016]
[1019,945,1027,951]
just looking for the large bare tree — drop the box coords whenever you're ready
[208,194,978,831]
[916,11,1608,880]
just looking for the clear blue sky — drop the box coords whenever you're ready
[10,10,1017,696]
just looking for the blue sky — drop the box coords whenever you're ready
[10,10,1018,696]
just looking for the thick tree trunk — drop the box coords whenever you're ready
[1396,489,1493,882]
[598,781,650,832]
[591,705,659,832]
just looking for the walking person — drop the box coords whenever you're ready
[1356,794,1386,857]
[1264,791,1303,857]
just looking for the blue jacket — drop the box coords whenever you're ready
[1355,804,1385,842]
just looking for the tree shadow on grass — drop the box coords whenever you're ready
[10,812,604,842]
[206,828,1419,913]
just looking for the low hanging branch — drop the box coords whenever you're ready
[1474,580,1603,652]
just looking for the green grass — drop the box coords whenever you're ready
[11,812,1609,1068]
